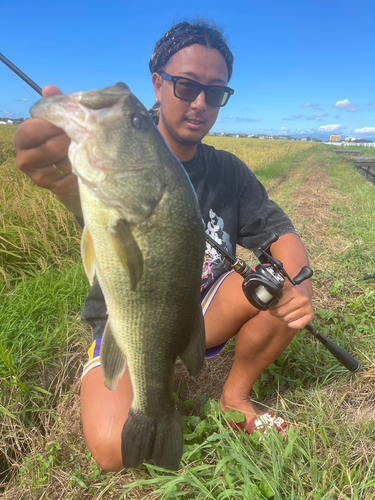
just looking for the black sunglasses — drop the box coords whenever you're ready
[160,72,234,107]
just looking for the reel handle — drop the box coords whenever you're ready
[293,266,314,285]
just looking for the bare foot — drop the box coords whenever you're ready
[220,393,288,438]
[220,392,262,426]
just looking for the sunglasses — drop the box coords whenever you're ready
[160,72,234,107]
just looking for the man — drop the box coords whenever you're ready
[14,20,314,472]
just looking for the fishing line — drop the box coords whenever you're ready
[0,52,42,97]
[2,69,40,100]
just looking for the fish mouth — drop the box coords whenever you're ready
[30,83,133,140]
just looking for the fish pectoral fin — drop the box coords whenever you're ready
[81,226,96,286]
[107,219,143,291]
[178,301,206,377]
[100,319,127,391]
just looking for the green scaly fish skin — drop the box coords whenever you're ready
[30,83,206,471]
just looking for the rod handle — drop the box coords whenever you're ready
[305,323,360,372]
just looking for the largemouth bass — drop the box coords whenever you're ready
[30,83,206,471]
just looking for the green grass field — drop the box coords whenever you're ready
[1,127,375,499]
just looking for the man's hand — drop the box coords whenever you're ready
[13,85,82,216]
[268,233,314,330]
[269,281,314,329]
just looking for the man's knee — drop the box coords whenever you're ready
[86,431,123,472]
[80,366,133,472]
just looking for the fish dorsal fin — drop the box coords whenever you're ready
[81,226,96,286]
[107,219,143,291]
[100,319,127,391]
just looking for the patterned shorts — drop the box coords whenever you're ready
[81,270,234,379]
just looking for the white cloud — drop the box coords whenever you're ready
[353,127,375,135]
[333,99,358,113]
[16,98,29,102]
[368,102,375,107]
[282,114,304,121]
[318,124,341,133]
[224,116,261,122]
[305,113,328,121]
[235,117,261,122]
[301,103,321,110]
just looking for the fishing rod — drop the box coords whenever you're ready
[0,52,42,96]
[206,232,360,373]
[358,273,375,281]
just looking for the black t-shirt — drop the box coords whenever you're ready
[81,141,296,338]
[183,142,296,294]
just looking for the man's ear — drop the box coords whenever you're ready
[152,73,162,103]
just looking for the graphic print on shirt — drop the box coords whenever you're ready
[201,209,233,294]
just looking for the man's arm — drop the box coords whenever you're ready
[13,85,83,217]
[268,233,314,330]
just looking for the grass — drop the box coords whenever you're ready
[0,126,17,165]
[329,145,375,156]
[0,126,81,286]
[1,129,375,498]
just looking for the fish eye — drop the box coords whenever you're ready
[131,113,149,130]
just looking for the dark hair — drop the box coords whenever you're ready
[149,19,234,81]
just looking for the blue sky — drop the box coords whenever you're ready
[1,0,374,140]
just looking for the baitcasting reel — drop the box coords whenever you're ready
[241,233,313,311]
[206,232,313,311]
[206,232,360,372]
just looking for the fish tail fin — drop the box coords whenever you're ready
[121,408,183,471]
[178,302,206,376]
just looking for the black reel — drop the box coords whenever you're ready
[242,265,284,310]
[243,263,315,311]
[224,232,314,311]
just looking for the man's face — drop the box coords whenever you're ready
[153,44,229,152]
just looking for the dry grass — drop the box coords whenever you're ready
[1,321,91,500]
[0,126,17,165]
[0,131,81,285]
[204,137,314,172]
[273,160,351,311]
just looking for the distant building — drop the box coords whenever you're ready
[329,135,341,142]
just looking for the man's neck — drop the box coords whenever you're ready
[157,122,199,162]
[167,141,198,163]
